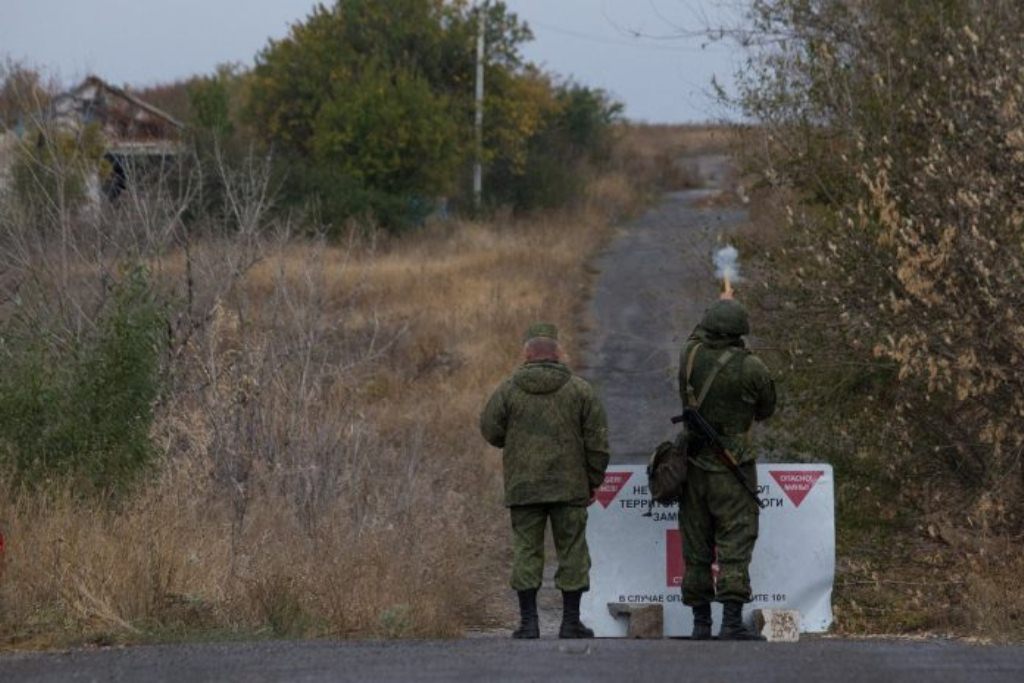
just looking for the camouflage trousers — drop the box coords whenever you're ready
[679,462,759,605]
[509,503,591,592]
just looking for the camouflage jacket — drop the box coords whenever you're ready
[480,361,610,507]
[679,327,776,471]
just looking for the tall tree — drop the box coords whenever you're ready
[246,0,532,228]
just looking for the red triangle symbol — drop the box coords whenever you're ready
[594,471,633,508]
[769,470,824,507]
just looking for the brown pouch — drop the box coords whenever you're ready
[647,428,690,505]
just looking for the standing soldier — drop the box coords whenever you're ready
[480,323,610,639]
[678,296,776,640]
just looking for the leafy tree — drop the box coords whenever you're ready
[246,0,535,228]
[188,66,237,138]
[314,62,459,195]
[488,79,623,210]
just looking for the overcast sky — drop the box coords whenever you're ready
[0,0,746,123]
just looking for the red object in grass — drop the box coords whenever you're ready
[0,530,5,556]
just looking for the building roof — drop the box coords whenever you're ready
[49,76,184,154]
[67,76,185,130]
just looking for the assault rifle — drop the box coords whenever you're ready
[671,408,765,509]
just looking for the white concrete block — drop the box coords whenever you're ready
[754,609,801,642]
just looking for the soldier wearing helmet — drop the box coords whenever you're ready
[677,294,776,640]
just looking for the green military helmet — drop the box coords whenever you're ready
[524,322,559,342]
[700,300,750,337]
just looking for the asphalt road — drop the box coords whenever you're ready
[3,155,1022,681]
[583,154,746,463]
[3,637,1023,683]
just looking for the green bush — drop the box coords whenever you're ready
[0,267,164,495]
[488,83,622,211]
[10,122,106,220]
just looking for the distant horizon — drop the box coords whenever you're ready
[0,1,745,124]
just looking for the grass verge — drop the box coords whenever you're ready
[0,198,623,651]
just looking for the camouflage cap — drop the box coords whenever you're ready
[524,322,559,341]
[701,300,750,337]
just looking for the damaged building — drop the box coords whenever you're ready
[1,75,184,201]
[51,76,185,200]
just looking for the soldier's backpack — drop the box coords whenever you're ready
[647,428,691,505]
[646,343,741,505]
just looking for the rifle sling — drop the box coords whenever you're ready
[687,346,739,409]
[685,347,763,507]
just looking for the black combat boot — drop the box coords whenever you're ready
[718,601,765,641]
[558,590,594,639]
[691,603,712,640]
[512,589,540,639]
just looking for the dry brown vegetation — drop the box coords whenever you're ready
[731,0,1024,641]
[0,128,645,648]
[739,148,1024,641]
[612,123,737,193]
[619,123,735,159]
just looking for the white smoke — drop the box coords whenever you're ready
[713,245,742,284]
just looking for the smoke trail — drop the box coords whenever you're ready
[714,245,742,291]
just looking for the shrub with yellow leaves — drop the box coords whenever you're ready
[733,0,1024,638]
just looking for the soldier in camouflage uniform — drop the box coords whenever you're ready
[678,297,776,640]
[480,323,610,639]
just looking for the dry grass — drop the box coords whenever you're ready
[0,193,616,648]
[619,123,737,159]
[611,123,737,194]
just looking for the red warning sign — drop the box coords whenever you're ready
[666,529,684,587]
[584,464,835,637]
[770,470,825,507]
[594,471,633,508]
[666,532,721,589]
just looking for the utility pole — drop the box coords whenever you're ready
[473,0,486,212]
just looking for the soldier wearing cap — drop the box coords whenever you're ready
[678,295,776,640]
[480,323,610,639]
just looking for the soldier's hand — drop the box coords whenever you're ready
[720,289,735,301]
